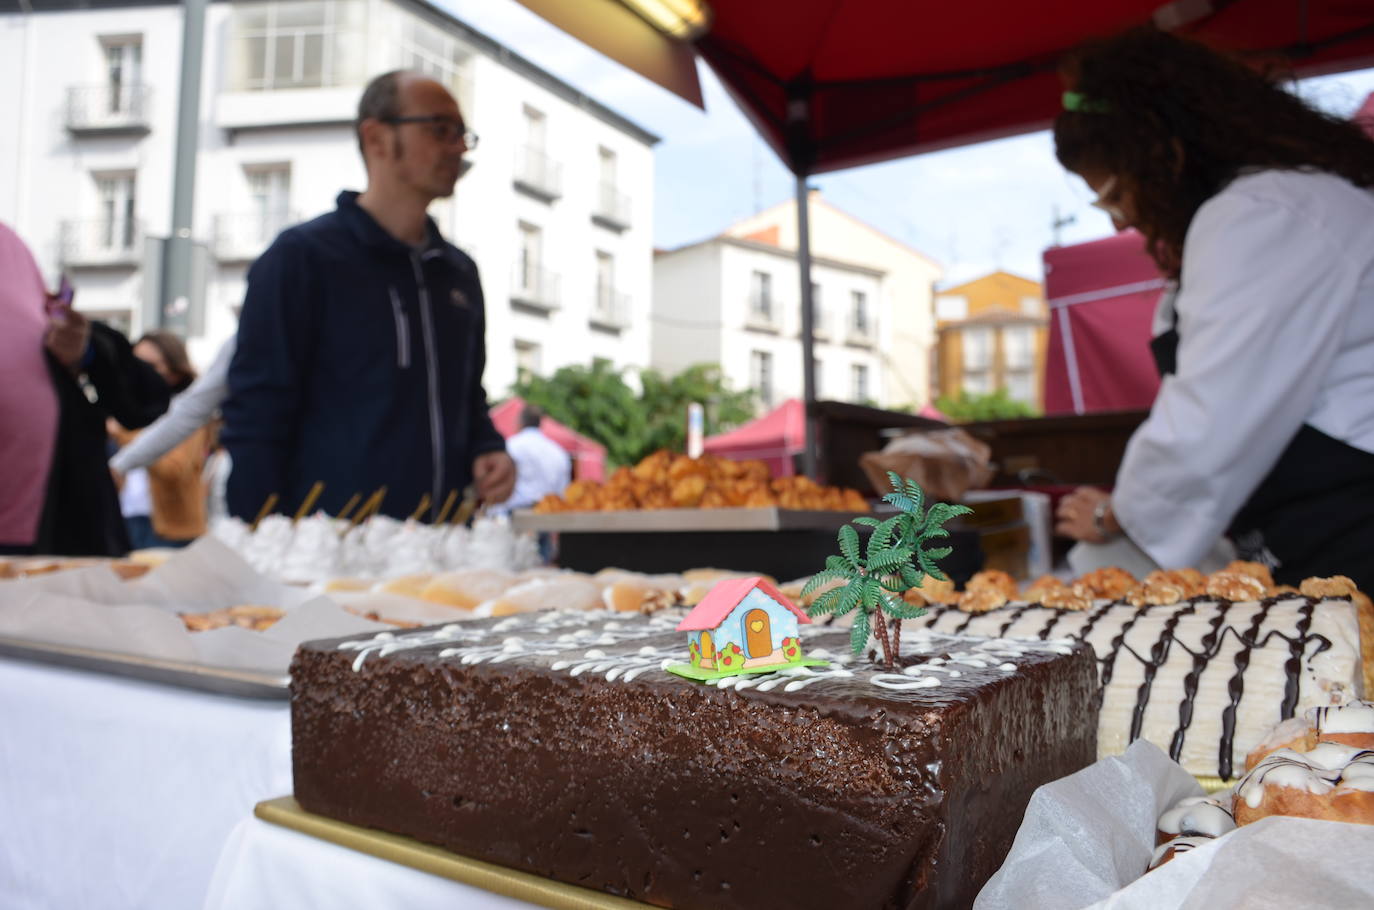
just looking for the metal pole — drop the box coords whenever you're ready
[795,173,818,479]
[161,0,209,332]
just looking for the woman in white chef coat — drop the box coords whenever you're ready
[1051,27,1374,589]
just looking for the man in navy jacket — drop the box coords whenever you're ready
[222,71,515,522]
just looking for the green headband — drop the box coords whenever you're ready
[1063,91,1111,114]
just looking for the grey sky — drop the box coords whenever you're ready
[440,0,1374,286]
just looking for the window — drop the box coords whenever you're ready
[851,364,870,403]
[103,38,142,114]
[246,165,292,240]
[963,326,993,371]
[750,350,774,409]
[750,271,773,320]
[963,371,992,396]
[517,222,542,290]
[935,294,968,321]
[95,173,137,250]
[514,339,541,377]
[1005,370,1035,404]
[230,0,364,91]
[598,147,617,188]
[809,281,823,332]
[1020,296,1042,316]
[1003,325,1034,370]
[851,290,869,335]
[812,357,823,398]
[524,106,546,150]
[595,251,614,316]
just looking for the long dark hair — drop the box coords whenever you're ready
[136,330,197,393]
[1054,27,1374,277]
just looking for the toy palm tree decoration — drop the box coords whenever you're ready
[800,473,970,669]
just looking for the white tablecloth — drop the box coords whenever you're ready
[0,657,291,910]
[205,817,535,910]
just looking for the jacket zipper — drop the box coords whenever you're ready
[388,287,411,369]
[411,251,445,520]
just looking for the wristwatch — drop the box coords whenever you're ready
[1091,499,1119,540]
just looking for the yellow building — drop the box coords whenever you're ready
[932,272,1049,410]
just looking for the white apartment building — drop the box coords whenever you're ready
[0,0,657,396]
[652,192,942,410]
[653,234,888,410]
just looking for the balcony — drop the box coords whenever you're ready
[213,210,299,263]
[591,182,631,231]
[66,84,152,136]
[846,319,877,348]
[589,290,630,333]
[513,146,562,202]
[59,218,143,268]
[744,295,780,333]
[510,264,560,315]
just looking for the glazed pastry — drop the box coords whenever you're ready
[1233,742,1374,826]
[418,569,516,609]
[1156,793,1236,843]
[960,586,1009,613]
[1310,700,1374,751]
[1244,715,1314,771]
[1148,834,1214,870]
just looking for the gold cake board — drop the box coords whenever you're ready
[255,797,652,910]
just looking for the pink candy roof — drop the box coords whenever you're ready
[676,576,811,631]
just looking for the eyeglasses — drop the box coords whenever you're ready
[382,116,478,148]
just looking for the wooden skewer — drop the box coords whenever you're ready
[434,489,458,525]
[335,493,361,523]
[251,493,279,531]
[294,482,325,522]
[409,493,432,522]
[354,486,387,525]
[451,485,479,526]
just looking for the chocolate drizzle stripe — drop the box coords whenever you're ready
[1169,600,1231,761]
[1218,599,1274,781]
[1281,598,1318,720]
[1095,603,1146,711]
[1128,601,1196,744]
[996,604,1035,638]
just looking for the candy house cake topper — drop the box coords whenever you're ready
[666,576,828,681]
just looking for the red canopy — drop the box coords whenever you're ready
[703,398,806,477]
[1042,231,1164,415]
[696,1,1374,174]
[489,398,608,482]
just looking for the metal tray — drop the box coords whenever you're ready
[0,635,290,699]
[256,797,651,909]
[511,506,859,534]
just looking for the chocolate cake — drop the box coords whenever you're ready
[291,610,1097,909]
[904,594,1367,780]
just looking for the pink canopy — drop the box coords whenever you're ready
[1043,231,1165,416]
[489,398,607,482]
[703,398,806,478]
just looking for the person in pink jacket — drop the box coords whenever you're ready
[0,221,62,552]
[0,221,170,555]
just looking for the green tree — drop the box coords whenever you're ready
[511,360,755,468]
[639,364,755,455]
[801,474,970,669]
[512,360,649,467]
[935,388,1039,422]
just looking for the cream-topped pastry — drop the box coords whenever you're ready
[1157,794,1236,840]
[1234,742,1374,826]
